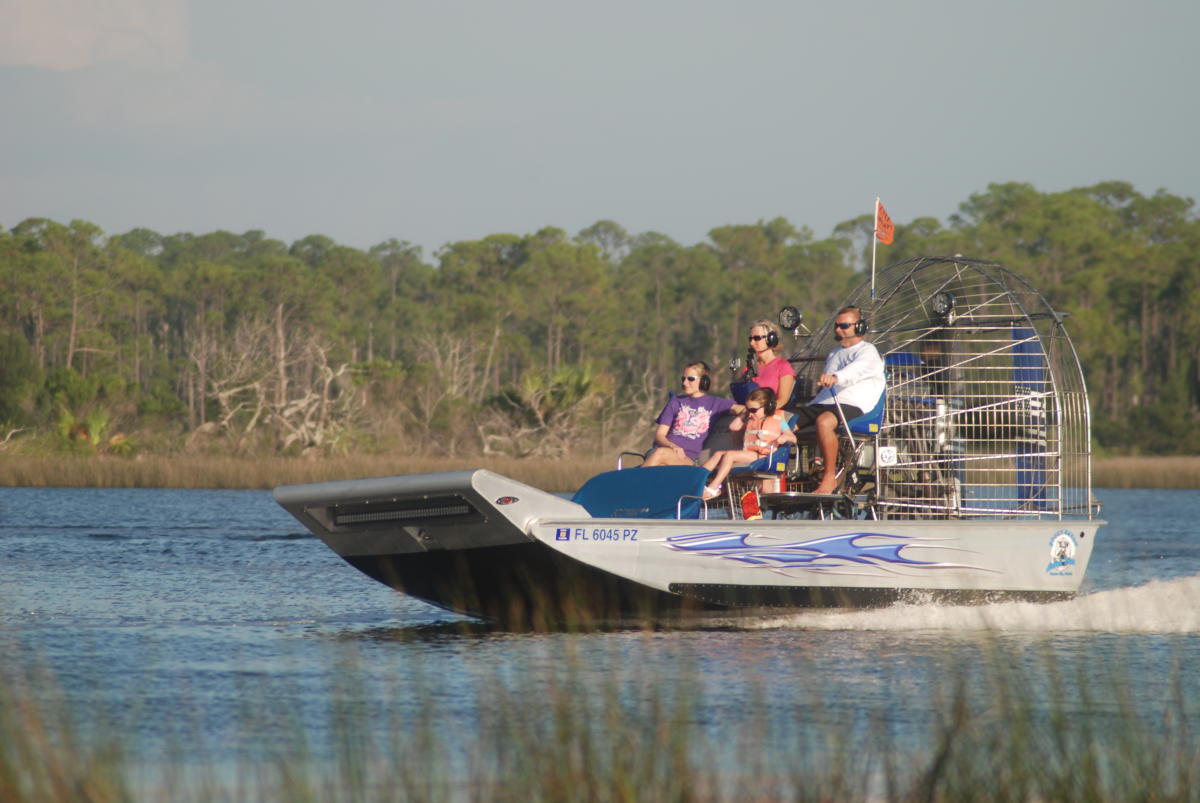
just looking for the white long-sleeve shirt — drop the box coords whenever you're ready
[810,340,885,412]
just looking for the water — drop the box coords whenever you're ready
[3,485,1199,788]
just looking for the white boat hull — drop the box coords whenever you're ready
[275,469,1100,625]
[531,517,1096,607]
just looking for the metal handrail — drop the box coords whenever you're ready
[616,451,645,470]
[677,494,710,520]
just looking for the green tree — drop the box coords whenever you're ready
[433,233,529,393]
[577,219,631,264]
[0,329,39,425]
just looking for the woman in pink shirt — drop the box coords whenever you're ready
[747,320,796,410]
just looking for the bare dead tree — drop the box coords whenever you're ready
[271,341,357,452]
[201,317,361,453]
[182,311,218,427]
[205,319,272,447]
[404,332,491,428]
[0,427,29,450]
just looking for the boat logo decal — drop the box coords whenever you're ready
[663,530,989,576]
[495,496,519,505]
[1046,530,1077,576]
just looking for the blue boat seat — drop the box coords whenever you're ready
[571,465,711,519]
[780,387,887,500]
[729,379,755,404]
[738,443,793,474]
[728,442,794,505]
[841,391,886,435]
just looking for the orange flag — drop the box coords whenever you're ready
[875,199,894,244]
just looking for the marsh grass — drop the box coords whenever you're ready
[5,635,1199,802]
[3,453,1198,491]
[0,455,613,493]
[1092,456,1200,490]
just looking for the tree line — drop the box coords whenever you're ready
[1,180,1197,458]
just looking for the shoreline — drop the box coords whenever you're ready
[0,454,615,494]
[1,454,1198,492]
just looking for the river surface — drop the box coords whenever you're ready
[2,485,1199,791]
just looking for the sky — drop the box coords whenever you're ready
[2,0,1198,258]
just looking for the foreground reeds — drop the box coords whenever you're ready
[4,636,1198,802]
[2,454,1199,491]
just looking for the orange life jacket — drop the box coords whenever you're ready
[742,413,787,455]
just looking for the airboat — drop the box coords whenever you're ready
[275,256,1104,626]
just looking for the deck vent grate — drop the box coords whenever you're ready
[331,495,479,527]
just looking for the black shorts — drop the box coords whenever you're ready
[792,403,863,429]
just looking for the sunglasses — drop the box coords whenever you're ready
[681,375,699,382]
[748,334,769,342]
[746,405,763,413]
[835,322,856,330]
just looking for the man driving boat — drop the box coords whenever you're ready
[792,306,885,495]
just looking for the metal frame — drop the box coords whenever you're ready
[788,256,1095,522]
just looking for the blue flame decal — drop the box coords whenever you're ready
[664,530,945,573]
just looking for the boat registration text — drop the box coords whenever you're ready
[555,527,638,542]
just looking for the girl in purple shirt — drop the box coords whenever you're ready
[643,362,739,466]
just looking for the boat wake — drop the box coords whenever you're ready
[728,574,1200,634]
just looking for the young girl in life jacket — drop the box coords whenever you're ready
[701,387,796,500]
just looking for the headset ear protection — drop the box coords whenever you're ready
[695,361,711,392]
[751,388,777,416]
[846,307,869,336]
[764,389,777,416]
[753,321,780,349]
